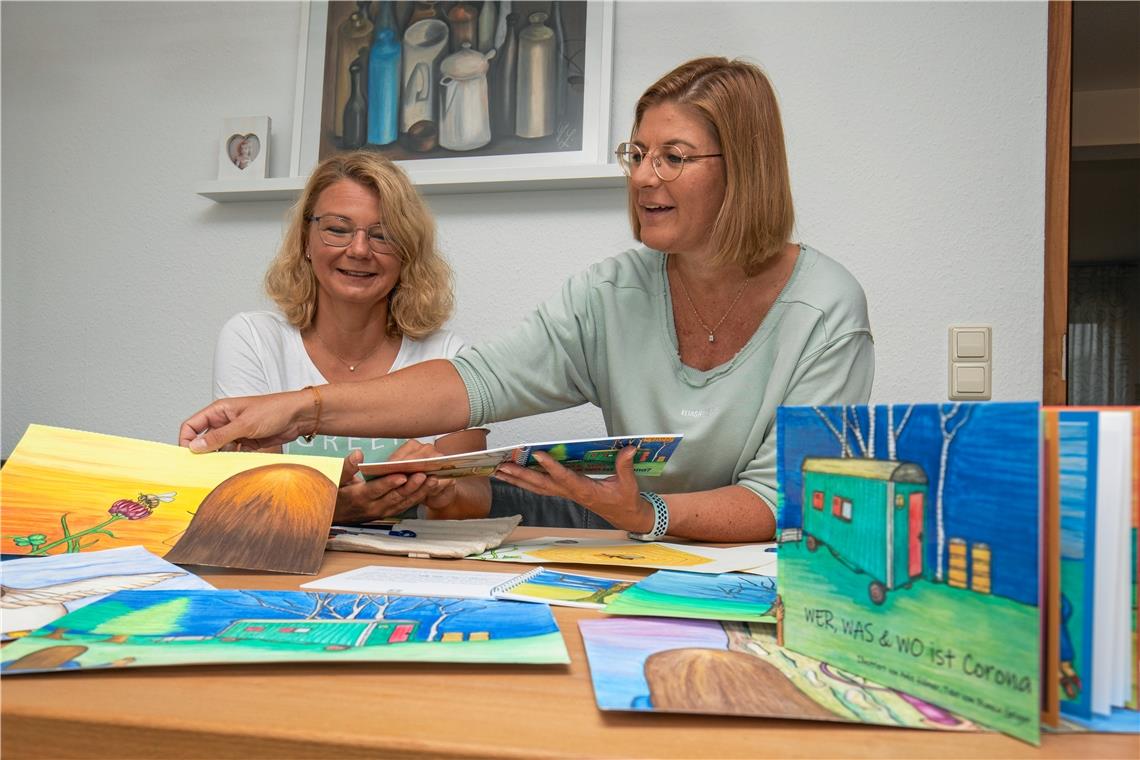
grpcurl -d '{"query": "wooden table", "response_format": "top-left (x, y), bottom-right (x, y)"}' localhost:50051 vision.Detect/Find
top-left (1, 527), bottom-right (1134, 759)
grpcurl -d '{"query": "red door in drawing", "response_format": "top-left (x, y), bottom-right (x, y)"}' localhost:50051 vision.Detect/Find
top-left (908, 492), bottom-right (924, 577)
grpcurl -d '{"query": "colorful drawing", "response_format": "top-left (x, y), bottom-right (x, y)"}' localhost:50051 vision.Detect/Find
top-left (602, 571), bottom-right (777, 623)
top-left (0, 425), bottom-right (342, 574)
top-left (0, 546), bottom-right (214, 638)
top-left (0, 588), bottom-right (569, 673)
top-left (495, 568), bottom-right (632, 609)
top-left (579, 617), bottom-right (977, 730)
top-left (777, 402), bottom-right (1041, 744)
top-left (1056, 410), bottom-right (1099, 716)
top-left (470, 536), bottom-right (765, 574)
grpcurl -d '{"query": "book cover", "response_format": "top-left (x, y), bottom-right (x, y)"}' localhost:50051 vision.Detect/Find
top-left (358, 434), bottom-right (683, 479)
top-left (776, 402), bottom-right (1042, 744)
top-left (1050, 408), bottom-right (1137, 721)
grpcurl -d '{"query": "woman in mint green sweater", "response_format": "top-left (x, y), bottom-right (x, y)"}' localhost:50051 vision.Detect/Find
top-left (181, 57), bottom-right (873, 543)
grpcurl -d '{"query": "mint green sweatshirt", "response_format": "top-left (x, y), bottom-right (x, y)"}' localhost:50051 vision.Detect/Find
top-left (451, 244), bottom-right (874, 517)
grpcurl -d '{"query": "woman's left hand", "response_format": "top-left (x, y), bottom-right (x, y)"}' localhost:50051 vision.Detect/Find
top-left (494, 446), bottom-right (652, 533)
top-left (385, 439), bottom-right (457, 511)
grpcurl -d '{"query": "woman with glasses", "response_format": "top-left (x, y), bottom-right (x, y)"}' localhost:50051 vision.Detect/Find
top-left (185, 57), bottom-right (873, 542)
top-left (211, 150), bottom-right (491, 523)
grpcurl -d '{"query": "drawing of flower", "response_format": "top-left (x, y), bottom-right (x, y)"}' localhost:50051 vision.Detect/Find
top-left (11, 491), bottom-right (174, 555)
top-left (108, 499), bottom-right (152, 520)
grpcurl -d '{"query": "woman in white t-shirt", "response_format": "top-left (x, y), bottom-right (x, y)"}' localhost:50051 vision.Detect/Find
top-left (212, 151), bottom-right (490, 523)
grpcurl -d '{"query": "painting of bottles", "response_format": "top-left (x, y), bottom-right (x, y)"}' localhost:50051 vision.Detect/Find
top-left (319, 1), bottom-right (590, 160)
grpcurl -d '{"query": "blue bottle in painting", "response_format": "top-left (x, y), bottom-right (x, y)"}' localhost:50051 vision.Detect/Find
top-left (367, 28), bottom-right (401, 146)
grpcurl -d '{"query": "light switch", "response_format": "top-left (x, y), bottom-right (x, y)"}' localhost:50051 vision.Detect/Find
top-left (951, 326), bottom-right (990, 361)
top-left (954, 365), bottom-right (987, 394)
top-left (956, 330), bottom-right (987, 359)
top-left (948, 325), bottom-right (992, 400)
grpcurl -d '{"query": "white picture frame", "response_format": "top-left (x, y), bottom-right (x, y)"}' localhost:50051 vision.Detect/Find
top-left (290, 0), bottom-right (621, 193)
top-left (217, 116), bottom-right (271, 180)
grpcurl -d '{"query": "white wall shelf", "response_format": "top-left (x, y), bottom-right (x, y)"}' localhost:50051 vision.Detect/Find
top-left (196, 164), bottom-right (626, 202)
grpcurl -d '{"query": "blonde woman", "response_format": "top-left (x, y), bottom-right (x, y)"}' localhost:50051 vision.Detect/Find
top-left (212, 151), bottom-right (490, 523)
top-left (187, 58), bottom-right (873, 543)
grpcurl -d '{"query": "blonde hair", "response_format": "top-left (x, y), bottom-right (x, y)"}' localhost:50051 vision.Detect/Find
top-left (265, 151), bottom-right (454, 338)
top-left (627, 57), bottom-right (794, 275)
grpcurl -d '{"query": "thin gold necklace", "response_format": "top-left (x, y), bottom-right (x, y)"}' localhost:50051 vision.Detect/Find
top-left (310, 328), bottom-right (390, 372)
top-left (671, 258), bottom-right (751, 344)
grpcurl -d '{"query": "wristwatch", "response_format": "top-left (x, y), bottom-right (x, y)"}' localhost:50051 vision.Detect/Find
top-left (628, 491), bottom-right (669, 542)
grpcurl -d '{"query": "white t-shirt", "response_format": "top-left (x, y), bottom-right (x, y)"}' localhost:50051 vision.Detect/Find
top-left (213, 310), bottom-right (467, 463)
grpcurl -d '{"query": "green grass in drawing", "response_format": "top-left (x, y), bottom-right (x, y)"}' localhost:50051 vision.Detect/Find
top-left (780, 540), bottom-right (1038, 739)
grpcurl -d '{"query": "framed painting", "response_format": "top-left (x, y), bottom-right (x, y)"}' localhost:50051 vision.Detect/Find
top-left (294, 0), bottom-right (619, 191)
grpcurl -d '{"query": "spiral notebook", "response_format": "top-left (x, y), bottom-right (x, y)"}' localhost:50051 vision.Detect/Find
top-left (302, 564), bottom-right (632, 608)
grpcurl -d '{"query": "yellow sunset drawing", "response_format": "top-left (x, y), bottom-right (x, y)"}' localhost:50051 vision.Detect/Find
top-left (0, 425), bottom-right (342, 558)
top-left (528, 543), bottom-right (714, 567)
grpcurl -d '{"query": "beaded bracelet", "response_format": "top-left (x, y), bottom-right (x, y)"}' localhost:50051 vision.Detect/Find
top-left (301, 385), bottom-right (322, 443)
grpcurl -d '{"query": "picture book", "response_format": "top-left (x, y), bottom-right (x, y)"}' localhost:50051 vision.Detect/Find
top-left (492, 568), bottom-right (633, 609)
top-left (0, 588), bottom-right (570, 674)
top-left (1045, 406), bottom-right (1138, 725)
top-left (303, 565), bottom-right (634, 609)
top-left (776, 402), bottom-right (1042, 744)
top-left (358, 434), bottom-right (683, 479)
top-left (602, 570), bottom-right (777, 623)
top-left (469, 536), bottom-right (766, 574)
top-left (0, 425), bottom-right (343, 575)
top-left (580, 617), bottom-right (977, 731)
top-left (1, 546), bottom-right (214, 639)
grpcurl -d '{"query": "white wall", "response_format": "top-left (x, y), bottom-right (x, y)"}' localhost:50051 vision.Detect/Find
top-left (0, 1), bottom-right (1048, 457)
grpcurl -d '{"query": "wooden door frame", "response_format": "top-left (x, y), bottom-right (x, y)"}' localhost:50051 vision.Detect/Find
top-left (1043, 1), bottom-right (1071, 405)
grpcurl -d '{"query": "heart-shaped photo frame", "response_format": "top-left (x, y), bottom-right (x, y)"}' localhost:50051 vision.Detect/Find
top-left (226, 133), bottom-right (261, 170)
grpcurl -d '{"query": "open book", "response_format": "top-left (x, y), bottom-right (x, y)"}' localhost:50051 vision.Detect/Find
top-left (358, 434), bottom-right (683, 480)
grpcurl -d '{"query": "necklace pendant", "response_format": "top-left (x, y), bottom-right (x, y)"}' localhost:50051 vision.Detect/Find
top-left (708, 333), bottom-right (715, 343)
top-left (348, 365), bottom-right (357, 372)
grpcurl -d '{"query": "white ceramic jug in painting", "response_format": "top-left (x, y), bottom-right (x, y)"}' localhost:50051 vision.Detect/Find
top-left (401, 18), bottom-right (450, 133)
top-left (439, 43), bottom-right (496, 151)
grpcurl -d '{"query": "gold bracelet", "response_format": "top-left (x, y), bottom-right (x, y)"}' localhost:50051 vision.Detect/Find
top-left (301, 385), bottom-right (322, 442)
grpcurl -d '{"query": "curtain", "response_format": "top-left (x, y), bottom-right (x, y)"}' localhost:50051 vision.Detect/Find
top-left (1067, 264), bottom-right (1139, 405)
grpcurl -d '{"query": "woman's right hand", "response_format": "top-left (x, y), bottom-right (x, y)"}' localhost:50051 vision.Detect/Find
top-left (334, 449), bottom-right (436, 523)
top-left (179, 390), bottom-right (313, 453)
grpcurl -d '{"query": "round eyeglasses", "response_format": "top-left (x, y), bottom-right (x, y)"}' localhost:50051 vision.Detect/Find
top-left (308, 215), bottom-right (394, 254)
top-left (614, 142), bottom-right (723, 182)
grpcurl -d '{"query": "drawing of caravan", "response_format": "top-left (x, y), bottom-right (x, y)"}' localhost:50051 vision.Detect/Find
top-left (217, 618), bottom-right (419, 650)
top-left (800, 457), bottom-right (928, 605)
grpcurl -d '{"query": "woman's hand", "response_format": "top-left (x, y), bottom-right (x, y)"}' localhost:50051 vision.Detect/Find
top-left (333, 442), bottom-right (457, 524)
top-left (179, 391), bottom-right (313, 453)
top-left (494, 446), bottom-right (654, 533)
top-left (386, 439), bottom-right (459, 512)
top-left (334, 448), bottom-right (437, 523)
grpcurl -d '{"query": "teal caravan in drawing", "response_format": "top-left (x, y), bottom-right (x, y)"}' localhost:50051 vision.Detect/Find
top-left (800, 457), bottom-right (928, 605)
top-left (218, 618), bottom-right (419, 650)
